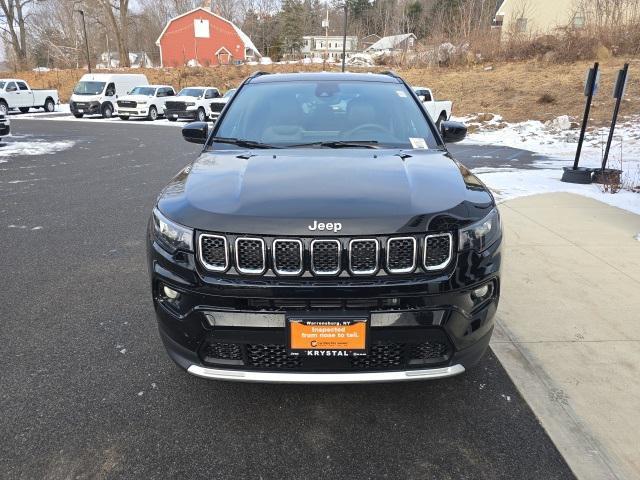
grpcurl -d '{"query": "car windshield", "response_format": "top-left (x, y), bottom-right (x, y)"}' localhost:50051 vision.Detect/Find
top-left (74, 81), bottom-right (106, 95)
top-left (178, 88), bottom-right (204, 97)
top-left (130, 86), bottom-right (155, 96)
top-left (223, 89), bottom-right (237, 98)
top-left (213, 80), bottom-right (438, 149)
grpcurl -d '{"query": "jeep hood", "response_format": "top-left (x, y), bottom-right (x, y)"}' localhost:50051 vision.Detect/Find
top-left (119, 94), bottom-right (153, 102)
top-left (157, 149), bottom-right (494, 235)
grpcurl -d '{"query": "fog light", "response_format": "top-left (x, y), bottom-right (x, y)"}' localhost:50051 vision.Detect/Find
top-left (471, 284), bottom-right (491, 300)
top-left (163, 285), bottom-right (180, 300)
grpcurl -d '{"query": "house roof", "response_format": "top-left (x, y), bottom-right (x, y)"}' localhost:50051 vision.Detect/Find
top-left (155, 7), bottom-right (261, 57)
top-left (365, 33), bottom-right (416, 51)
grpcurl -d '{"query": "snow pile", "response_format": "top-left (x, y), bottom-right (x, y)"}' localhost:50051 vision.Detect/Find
top-left (0, 137), bottom-right (75, 158)
top-left (462, 115), bottom-right (640, 214)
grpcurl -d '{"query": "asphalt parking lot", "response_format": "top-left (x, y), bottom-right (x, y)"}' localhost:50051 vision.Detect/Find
top-left (1, 119), bottom-right (574, 479)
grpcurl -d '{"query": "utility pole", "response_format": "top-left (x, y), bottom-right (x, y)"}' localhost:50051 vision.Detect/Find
top-left (76, 10), bottom-right (91, 73)
top-left (341, 3), bottom-right (348, 72)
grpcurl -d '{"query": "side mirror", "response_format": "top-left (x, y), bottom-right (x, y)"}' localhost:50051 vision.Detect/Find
top-left (440, 121), bottom-right (467, 143)
top-left (182, 121), bottom-right (208, 144)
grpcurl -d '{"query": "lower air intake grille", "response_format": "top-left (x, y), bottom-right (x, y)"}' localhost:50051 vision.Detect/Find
top-left (350, 239), bottom-right (378, 274)
top-left (201, 342), bottom-right (242, 362)
top-left (200, 235), bottom-right (227, 271)
top-left (311, 240), bottom-right (341, 275)
top-left (235, 238), bottom-right (265, 274)
top-left (273, 239), bottom-right (302, 275)
top-left (387, 237), bottom-right (416, 273)
top-left (424, 233), bottom-right (452, 270)
top-left (247, 344), bottom-right (302, 369)
top-left (351, 343), bottom-right (403, 369)
top-left (408, 341), bottom-right (451, 364)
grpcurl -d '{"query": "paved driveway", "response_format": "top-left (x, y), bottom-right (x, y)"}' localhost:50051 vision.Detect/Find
top-left (0, 119), bottom-right (574, 479)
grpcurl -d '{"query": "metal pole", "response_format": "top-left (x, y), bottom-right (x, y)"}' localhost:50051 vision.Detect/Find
top-left (341, 3), bottom-right (348, 72)
top-left (78, 10), bottom-right (91, 73)
top-left (573, 62), bottom-right (598, 169)
top-left (602, 63), bottom-right (629, 171)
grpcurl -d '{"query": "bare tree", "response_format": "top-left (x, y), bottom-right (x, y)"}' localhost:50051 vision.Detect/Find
top-left (88, 0), bottom-right (130, 67)
top-left (0, 0), bottom-right (34, 68)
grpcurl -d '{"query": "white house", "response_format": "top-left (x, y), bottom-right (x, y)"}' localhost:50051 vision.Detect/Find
top-left (301, 35), bottom-right (358, 61)
top-left (364, 33), bottom-right (416, 54)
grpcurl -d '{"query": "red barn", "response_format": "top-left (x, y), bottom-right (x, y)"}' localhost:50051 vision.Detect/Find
top-left (156, 7), bottom-right (261, 67)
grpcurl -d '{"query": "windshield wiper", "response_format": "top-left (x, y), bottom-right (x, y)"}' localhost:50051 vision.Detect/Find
top-left (211, 137), bottom-right (279, 149)
top-left (288, 140), bottom-right (379, 149)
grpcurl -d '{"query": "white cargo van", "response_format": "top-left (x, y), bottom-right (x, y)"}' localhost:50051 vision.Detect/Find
top-left (70, 74), bottom-right (148, 119)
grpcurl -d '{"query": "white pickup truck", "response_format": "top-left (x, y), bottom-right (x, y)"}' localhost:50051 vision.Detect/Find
top-left (412, 87), bottom-right (452, 127)
top-left (0, 79), bottom-right (59, 115)
top-left (164, 87), bottom-right (221, 122)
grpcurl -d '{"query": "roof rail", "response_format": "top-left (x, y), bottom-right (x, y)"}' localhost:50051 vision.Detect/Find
top-left (379, 70), bottom-right (401, 79)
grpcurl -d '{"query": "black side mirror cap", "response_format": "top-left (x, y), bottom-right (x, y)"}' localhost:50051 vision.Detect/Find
top-left (182, 122), bottom-right (208, 144)
top-left (440, 121), bottom-right (467, 143)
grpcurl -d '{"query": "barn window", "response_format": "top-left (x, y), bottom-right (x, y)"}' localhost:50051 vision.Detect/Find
top-left (194, 19), bottom-right (210, 38)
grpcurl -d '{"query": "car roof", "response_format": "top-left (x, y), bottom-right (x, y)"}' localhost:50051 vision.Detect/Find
top-left (180, 86), bottom-right (218, 90)
top-left (248, 72), bottom-right (401, 84)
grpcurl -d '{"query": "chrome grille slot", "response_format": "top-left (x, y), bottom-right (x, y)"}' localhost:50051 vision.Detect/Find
top-left (199, 234), bottom-right (228, 272)
top-left (424, 233), bottom-right (453, 271)
top-left (310, 239), bottom-right (341, 275)
top-left (349, 239), bottom-right (378, 275)
top-left (386, 237), bottom-right (416, 273)
top-left (235, 237), bottom-right (266, 274)
top-left (273, 239), bottom-right (303, 275)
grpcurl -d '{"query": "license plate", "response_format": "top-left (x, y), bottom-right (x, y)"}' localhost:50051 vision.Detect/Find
top-left (171, 114), bottom-right (178, 118)
top-left (288, 316), bottom-right (368, 357)
top-left (78, 109), bottom-right (84, 113)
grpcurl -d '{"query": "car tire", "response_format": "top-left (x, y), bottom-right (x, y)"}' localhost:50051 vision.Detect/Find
top-left (148, 106), bottom-right (158, 121)
top-left (119, 115), bottom-right (130, 120)
top-left (102, 104), bottom-right (113, 119)
top-left (197, 108), bottom-right (206, 122)
top-left (19, 107), bottom-right (30, 113)
top-left (73, 113), bottom-right (84, 119)
top-left (44, 98), bottom-right (55, 112)
top-left (0, 101), bottom-right (8, 116)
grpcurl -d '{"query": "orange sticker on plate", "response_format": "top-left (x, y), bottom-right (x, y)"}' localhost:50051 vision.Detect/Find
top-left (290, 320), bottom-right (367, 351)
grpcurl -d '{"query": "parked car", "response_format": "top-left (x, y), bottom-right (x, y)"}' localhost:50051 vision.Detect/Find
top-left (0, 112), bottom-right (10, 138)
top-left (69, 73), bottom-right (148, 119)
top-left (116, 85), bottom-right (176, 121)
top-left (0, 79), bottom-right (59, 115)
top-left (147, 71), bottom-right (501, 383)
top-left (164, 87), bottom-right (221, 122)
top-left (209, 88), bottom-right (236, 120)
top-left (412, 87), bottom-right (452, 127)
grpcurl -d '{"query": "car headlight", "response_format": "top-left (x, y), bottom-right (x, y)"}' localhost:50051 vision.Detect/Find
top-left (185, 102), bottom-right (196, 106)
top-left (138, 100), bottom-right (147, 105)
top-left (152, 208), bottom-right (193, 253)
top-left (459, 208), bottom-right (501, 252)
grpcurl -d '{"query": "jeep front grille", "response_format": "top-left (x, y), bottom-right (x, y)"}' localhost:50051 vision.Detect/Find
top-left (235, 237), bottom-right (266, 274)
top-left (424, 233), bottom-right (453, 271)
top-left (311, 239), bottom-right (341, 275)
top-left (349, 239), bottom-right (378, 275)
top-left (273, 239), bottom-right (303, 275)
top-left (386, 237), bottom-right (417, 273)
top-left (199, 234), bottom-right (228, 272)
top-left (196, 231), bottom-right (453, 277)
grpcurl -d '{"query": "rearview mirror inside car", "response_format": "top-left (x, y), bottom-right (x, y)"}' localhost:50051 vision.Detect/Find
top-left (440, 121), bottom-right (467, 143)
top-left (182, 122), bottom-right (208, 144)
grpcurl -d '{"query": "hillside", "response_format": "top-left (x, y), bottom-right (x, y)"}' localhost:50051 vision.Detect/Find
top-left (15, 57), bottom-right (640, 126)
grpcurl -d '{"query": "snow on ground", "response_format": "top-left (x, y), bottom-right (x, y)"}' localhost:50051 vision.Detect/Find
top-left (458, 114), bottom-right (640, 215)
top-left (0, 135), bottom-right (75, 160)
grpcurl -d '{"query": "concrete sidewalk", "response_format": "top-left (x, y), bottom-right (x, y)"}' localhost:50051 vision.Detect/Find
top-left (492, 193), bottom-right (640, 480)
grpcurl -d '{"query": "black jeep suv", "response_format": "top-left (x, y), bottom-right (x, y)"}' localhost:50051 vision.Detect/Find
top-left (147, 72), bottom-right (502, 383)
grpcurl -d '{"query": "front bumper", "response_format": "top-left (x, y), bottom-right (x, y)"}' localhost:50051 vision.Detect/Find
top-left (165, 109), bottom-right (197, 120)
top-left (117, 107), bottom-right (149, 117)
top-left (70, 101), bottom-right (101, 115)
top-left (148, 235), bottom-right (501, 383)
